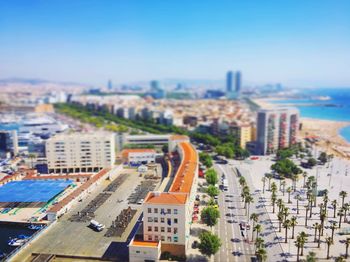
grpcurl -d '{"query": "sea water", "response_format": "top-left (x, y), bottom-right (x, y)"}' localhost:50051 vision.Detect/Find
top-left (270, 88), bottom-right (350, 143)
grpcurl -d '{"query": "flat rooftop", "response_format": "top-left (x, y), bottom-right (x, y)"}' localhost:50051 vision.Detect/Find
top-left (131, 240), bottom-right (159, 247)
top-left (0, 180), bottom-right (73, 203)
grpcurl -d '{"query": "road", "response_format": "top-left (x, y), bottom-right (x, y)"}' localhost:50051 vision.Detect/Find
top-left (214, 162), bottom-right (285, 262)
top-left (213, 163), bottom-right (254, 262)
top-left (233, 161), bottom-right (286, 262)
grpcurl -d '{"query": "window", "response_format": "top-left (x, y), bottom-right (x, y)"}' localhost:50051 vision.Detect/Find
top-left (161, 208), bottom-right (165, 214)
top-left (174, 209), bottom-right (178, 215)
top-left (147, 217), bottom-right (153, 222)
top-left (148, 235), bottom-right (152, 241)
top-left (161, 227), bottom-right (165, 232)
top-left (167, 209), bottom-right (171, 214)
top-left (174, 236), bottom-right (178, 242)
top-left (148, 208), bottom-right (152, 213)
top-left (161, 236), bottom-right (165, 241)
top-left (154, 217), bottom-right (158, 223)
top-left (167, 218), bottom-right (171, 226)
top-left (155, 235), bottom-right (159, 241)
top-left (167, 227), bottom-right (171, 233)
top-left (174, 218), bottom-right (178, 224)
top-left (167, 236), bottom-right (172, 242)
top-left (161, 218), bottom-right (165, 223)
top-left (154, 208), bottom-right (158, 214)
top-left (154, 227), bottom-right (158, 232)
top-left (148, 226), bottom-right (152, 232)
top-left (136, 251), bottom-right (140, 254)
top-left (174, 227), bottom-right (178, 234)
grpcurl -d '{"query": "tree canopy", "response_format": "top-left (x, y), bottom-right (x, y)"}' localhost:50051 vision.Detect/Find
top-left (201, 206), bottom-right (220, 228)
top-left (205, 169), bottom-right (218, 185)
top-left (199, 152), bottom-right (213, 168)
top-left (198, 231), bottom-right (222, 257)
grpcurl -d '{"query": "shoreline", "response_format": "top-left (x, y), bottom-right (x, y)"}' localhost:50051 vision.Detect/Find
top-left (253, 98), bottom-right (350, 159)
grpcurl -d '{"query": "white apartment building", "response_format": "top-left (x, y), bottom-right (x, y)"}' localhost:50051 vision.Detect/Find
top-left (121, 149), bottom-right (156, 166)
top-left (256, 108), bottom-right (299, 155)
top-left (45, 132), bottom-right (115, 173)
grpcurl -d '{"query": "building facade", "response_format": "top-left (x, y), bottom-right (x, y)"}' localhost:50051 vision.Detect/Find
top-left (129, 137), bottom-right (198, 261)
top-left (256, 108), bottom-right (299, 155)
top-left (121, 149), bottom-right (156, 166)
top-left (45, 132), bottom-right (115, 173)
top-left (0, 130), bottom-right (18, 157)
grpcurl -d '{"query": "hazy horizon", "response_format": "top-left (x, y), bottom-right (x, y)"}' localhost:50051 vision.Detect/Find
top-left (1, 0), bottom-right (349, 87)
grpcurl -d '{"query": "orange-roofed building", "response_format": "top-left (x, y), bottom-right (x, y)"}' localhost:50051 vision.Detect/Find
top-left (129, 239), bottom-right (161, 262)
top-left (136, 140), bottom-right (198, 258)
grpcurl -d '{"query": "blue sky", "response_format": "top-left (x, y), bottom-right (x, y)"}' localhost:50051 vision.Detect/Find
top-left (0, 0), bottom-right (349, 87)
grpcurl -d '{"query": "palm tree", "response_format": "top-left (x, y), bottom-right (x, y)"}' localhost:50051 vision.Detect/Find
top-left (326, 236), bottom-right (333, 259)
top-left (255, 247), bottom-right (267, 262)
top-left (277, 198), bottom-right (284, 213)
top-left (340, 191), bottom-right (348, 208)
top-left (343, 203), bottom-right (349, 223)
top-left (261, 177), bottom-right (267, 194)
top-left (323, 194), bottom-right (329, 216)
top-left (296, 194), bottom-right (302, 214)
top-left (302, 172), bottom-right (308, 188)
top-left (306, 251), bottom-right (317, 262)
top-left (313, 223), bottom-right (319, 242)
top-left (239, 176), bottom-right (246, 187)
top-left (283, 207), bottom-right (290, 222)
top-left (287, 187), bottom-right (292, 203)
top-left (255, 237), bottom-right (264, 252)
top-left (245, 194), bottom-right (254, 218)
top-left (299, 231), bottom-right (308, 257)
top-left (254, 224), bottom-right (263, 240)
top-left (332, 199), bottom-right (338, 218)
top-left (271, 182), bottom-right (277, 194)
top-left (317, 223), bottom-right (322, 248)
top-left (283, 219), bottom-right (291, 243)
top-left (265, 173), bottom-right (273, 191)
top-left (345, 237), bottom-right (350, 259)
top-left (290, 216), bottom-right (297, 239)
top-left (281, 180), bottom-right (286, 196)
top-left (271, 192), bottom-right (277, 213)
top-left (279, 175), bottom-right (285, 191)
top-left (305, 205), bottom-right (310, 226)
top-left (292, 173), bottom-right (299, 192)
top-left (339, 208), bottom-right (345, 228)
top-left (295, 233), bottom-right (308, 262)
top-left (320, 210), bottom-right (326, 236)
top-left (277, 211), bottom-right (284, 232)
top-left (250, 213), bottom-right (259, 242)
top-left (330, 222), bottom-right (337, 241)
top-left (296, 236), bottom-right (302, 262)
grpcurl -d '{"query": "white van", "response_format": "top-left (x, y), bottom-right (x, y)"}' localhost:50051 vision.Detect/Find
top-left (89, 220), bottom-right (105, 232)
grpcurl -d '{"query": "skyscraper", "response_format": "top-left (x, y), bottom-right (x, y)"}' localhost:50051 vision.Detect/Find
top-left (256, 108), bottom-right (299, 155)
top-left (226, 71), bottom-right (234, 92)
top-left (107, 80), bottom-right (113, 90)
top-left (235, 71), bottom-right (241, 92)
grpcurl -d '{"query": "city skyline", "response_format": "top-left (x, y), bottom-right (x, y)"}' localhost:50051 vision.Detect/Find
top-left (0, 1), bottom-right (350, 87)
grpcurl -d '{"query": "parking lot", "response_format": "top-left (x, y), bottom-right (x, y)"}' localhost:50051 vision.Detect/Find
top-left (14, 167), bottom-right (159, 261)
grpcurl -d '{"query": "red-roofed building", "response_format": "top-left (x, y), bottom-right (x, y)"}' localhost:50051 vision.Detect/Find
top-left (129, 138), bottom-right (198, 260)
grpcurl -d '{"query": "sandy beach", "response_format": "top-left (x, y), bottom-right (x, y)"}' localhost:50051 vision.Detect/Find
top-left (300, 118), bottom-right (350, 158)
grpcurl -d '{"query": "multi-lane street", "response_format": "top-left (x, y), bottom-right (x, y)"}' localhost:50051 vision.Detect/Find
top-left (213, 162), bottom-right (284, 262)
top-left (213, 163), bottom-right (254, 262)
